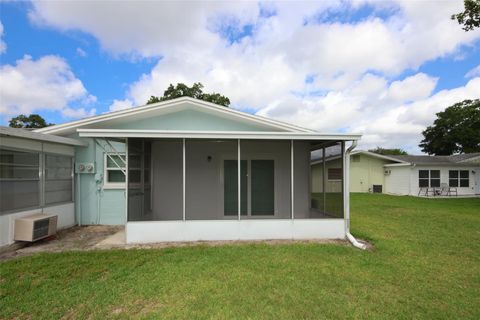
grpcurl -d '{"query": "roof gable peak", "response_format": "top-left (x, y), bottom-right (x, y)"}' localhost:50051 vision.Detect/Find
top-left (36, 97), bottom-right (316, 135)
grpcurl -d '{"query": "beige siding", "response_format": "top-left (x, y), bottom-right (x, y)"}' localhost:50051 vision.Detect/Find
top-left (350, 154), bottom-right (390, 192)
top-left (312, 153), bottom-right (395, 193)
top-left (311, 158), bottom-right (342, 193)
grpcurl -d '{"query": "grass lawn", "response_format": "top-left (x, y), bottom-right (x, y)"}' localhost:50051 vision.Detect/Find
top-left (1, 194), bottom-right (479, 319)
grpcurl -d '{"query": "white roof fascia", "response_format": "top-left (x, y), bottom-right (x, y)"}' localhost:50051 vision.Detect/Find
top-left (384, 163), bottom-right (412, 167)
top-left (0, 126), bottom-right (87, 147)
top-left (36, 97), bottom-right (316, 135)
top-left (77, 129), bottom-right (362, 141)
top-left (352, 150), bottom-right (409, 164)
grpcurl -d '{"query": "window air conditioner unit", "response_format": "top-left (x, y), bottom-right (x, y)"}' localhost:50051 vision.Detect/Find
top-left (14, 214), bottom-right (58, 242)
top-left (384, 169), bottom-right (391, 175)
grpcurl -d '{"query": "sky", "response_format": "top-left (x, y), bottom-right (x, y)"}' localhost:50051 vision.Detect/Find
top-left (0, 0), bottom-right (479, 154)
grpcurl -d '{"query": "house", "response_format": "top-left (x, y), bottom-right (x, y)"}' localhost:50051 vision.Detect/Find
top-left (0, 126), bottom-right (86, 246)
top-left (2, 97), bottom-right (365, 247)
top-left (312, 150), bottom-right (480, 196)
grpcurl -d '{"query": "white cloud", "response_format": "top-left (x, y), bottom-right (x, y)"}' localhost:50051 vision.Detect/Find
top-left (62, 106), bottom-right (96, 118)
top-left (29, 1), bottom-right (259, 58)
top-left (386, 73), bottom-right (438, 103)
top-left (26, 1), bottom-right (480, 152)
top-left (465, 65), bottom-right (480, 78)
top-left (0, 20), bottom-right (6, 54)
top-left (109, 99), bottom-right (135, 112)
top-left (0, 55), bottom-right (96, 119)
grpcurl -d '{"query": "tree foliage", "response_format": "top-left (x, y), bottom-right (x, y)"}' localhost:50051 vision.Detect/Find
top-left (419, 99), bottom-right (480, 155)
top-left (147, 82), bottom-right (230, 107)
top-left (368, 147), bottom-right (408, 156)
top-left (8, 114), bottom-right (53, 129)
top-left (452, 0), bottom-right (480, 31)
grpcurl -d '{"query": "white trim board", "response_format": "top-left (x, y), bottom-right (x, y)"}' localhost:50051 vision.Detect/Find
top-left (35, 97), bottom-right (317, 135)
top-left (77, 129), bottom-right (362, 141)
top-left (351, 150), bottom-right (409, 164)
top-left (126, 219), bottom-right (346, 244)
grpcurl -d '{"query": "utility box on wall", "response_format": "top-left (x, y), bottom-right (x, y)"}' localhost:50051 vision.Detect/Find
top-left (75, 162), bottom-right (96, 174)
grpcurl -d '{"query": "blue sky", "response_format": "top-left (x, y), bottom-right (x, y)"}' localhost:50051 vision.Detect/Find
top-left (1, 2), bottom-right (158, 118)
top-left (1, 1), bottom-right (479, 153)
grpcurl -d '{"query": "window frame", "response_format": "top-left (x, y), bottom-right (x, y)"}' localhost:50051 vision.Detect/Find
top-left (418, 170), bottom-right (440, 188)
top-left (44, 153), bottom-right (74, 206)
top-left (0, 147), bottom-right (41, 214)
top-left (449, 170), bottom-right (469, 188)
top-left (103, 152), bottom-right (127, 189)
top-left (327, 168), bottom-right (343, 181)
top-left (0, 146), bottom-right (74, 215)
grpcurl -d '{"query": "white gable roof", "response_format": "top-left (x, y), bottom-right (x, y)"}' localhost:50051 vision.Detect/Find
top-left (36, 97), bottom-right (317, 135)
top-left (0, 126), bottom-right (87, 146)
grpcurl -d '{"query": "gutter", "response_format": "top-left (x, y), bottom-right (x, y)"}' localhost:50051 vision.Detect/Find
top-left (344, 140), bottom-right (367, 250)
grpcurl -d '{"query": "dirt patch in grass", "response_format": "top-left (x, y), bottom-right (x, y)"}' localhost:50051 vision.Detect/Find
top-left (123, 238), bottom-right (350, 250)
top-left (0, 226), bottom-right (122, 261)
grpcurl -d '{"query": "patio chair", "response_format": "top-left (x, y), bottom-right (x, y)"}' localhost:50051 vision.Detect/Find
top-left (440, 183), bottom-right (457, 197)
top-left (418, 187), bottom-right (428, 196)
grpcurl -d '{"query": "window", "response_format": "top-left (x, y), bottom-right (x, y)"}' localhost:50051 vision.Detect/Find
top-left (0, 148), bottom-right (40, 213)
top-left (449, 170), bottom-right (469, 188)
top-left (104, 153), bottom-right (126, 188)
top-left (418, 170), bottom-right (440, 188)
top-left (328, 168), bottom-right (342, 181)
top-left (45, 154), bottom-right (73, 205)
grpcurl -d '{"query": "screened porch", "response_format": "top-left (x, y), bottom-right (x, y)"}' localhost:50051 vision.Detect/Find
top-left (124, 138), bottom-right (346, 222)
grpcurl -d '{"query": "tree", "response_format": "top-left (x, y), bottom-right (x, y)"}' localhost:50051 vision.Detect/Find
top-left (452, 0), bottom-right (480, 31)
top-left (147, 82), bottom-right (230, 107)
top-left (419, 99), bottom-right (480, 155)
top-left (9, 114), bottom-right (53, 129)
top-left (368, 147), bottom-right (408, 156)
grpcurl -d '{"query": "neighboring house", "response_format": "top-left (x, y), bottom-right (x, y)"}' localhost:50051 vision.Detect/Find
top-left (384, 153), bottom-right (480, 196)
top-left (5, 97), bottom-right (363, 245)
top-left (0, 126), bottom-right (86, 246)
top-left (312, 150), bottom-right (480, 196)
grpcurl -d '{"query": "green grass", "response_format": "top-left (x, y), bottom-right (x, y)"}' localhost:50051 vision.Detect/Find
top-left (1, 194), bottom-right (479, 319)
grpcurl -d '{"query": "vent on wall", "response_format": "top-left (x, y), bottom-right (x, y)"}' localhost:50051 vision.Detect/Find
top-left (14, 214), bottom-right (57, 242)
top-left (384, 169), bottom-right (391, 175)
top-left (352, 155), bottom-right (360, 162)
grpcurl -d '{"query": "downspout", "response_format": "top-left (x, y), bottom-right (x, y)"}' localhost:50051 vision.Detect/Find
top-left (344, 140), bottom-right (367, 250)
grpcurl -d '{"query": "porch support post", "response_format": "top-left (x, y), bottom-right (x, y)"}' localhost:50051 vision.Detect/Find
top-left (125, 138), bottom-right (129, 224)
top-left (237, 139), bottom-right (241, 220)
top-left (290, 140), bottom-right (294, 220)
top-left (182, 138), bottom-right (186, 221)
top-left (322, 147), bottom-right (326, 213)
